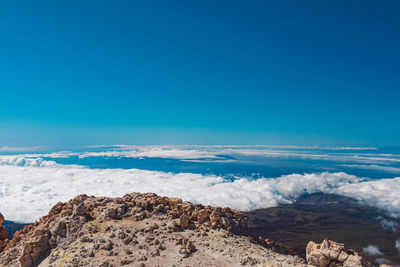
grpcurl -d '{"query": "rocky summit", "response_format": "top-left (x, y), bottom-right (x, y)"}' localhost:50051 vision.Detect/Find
top-left (0, 193), bottom-right (392, 267)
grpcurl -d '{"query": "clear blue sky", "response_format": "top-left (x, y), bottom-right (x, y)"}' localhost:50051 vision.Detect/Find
top-left (1, 0), bottom-right (399, 146)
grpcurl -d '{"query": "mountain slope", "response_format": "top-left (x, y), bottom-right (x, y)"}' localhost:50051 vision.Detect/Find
top-left (0, 193), bottom-right (305, 267)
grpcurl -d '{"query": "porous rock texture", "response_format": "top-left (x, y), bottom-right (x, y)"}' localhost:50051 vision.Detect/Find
top-left (0, 193), bottom-right (306, 267)
top-left (306, 239), bottom-right (390, 267)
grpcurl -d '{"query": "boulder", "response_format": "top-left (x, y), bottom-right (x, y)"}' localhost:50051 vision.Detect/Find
top-left (178, 237), bottom-right (196, 257)
top-left (197, 209), bottom-right (209, 223)
top-left (178, 215), bottom-right (191, 228)
top-left (0, 212), bottom-right (9, 253)
top-left (306, 239), bottom-right (362, 267)
top-left (18, 230), bottom-right (51, 267)
top-left (0, 220), bottom-right (8, 241)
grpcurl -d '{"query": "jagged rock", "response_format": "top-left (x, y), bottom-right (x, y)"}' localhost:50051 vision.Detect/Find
top-left (178, 215), bottom-right (191, 228)
top-left (220, 217), bottom-right (231, 228)
top-left (197, 209), bottom-right (209, 223)
top-left (104, 206), bottom-right (118, 219)
top-left (306, 239), bottom-right (362, 267)
top-left (0, 212), bottom-right (10, 253)
top-left (0, 215), bottom-right (9, 241)
top-left (18, 230), bottom-right (51, 267)
top-left (169, 198), bottom-right (182, 208)
top-left (49, 219), bottom-right (67, 247)
top-left (178, 237), bottom-right (196, 257)
top-left (73, 202), bottom-right (86, 216)
top-left (0, 193), bottom-right (305, 266)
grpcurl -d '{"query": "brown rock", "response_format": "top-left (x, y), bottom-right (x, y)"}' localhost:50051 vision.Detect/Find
top-left (104, 206), bottom-right (118, 219)
top-left (0, 192), bottom-right (304, 267)
top-left (197, 209), bottom-right (209, 223)
top-left (0, 212), bottom-right (10, 253)
top-left (18, 230), bottom-right (51, 267)
top-left (150, 248), bottom-right (160, 256)
top-left (320, 239), bottom-right (344, 259)
top-left (168, 198), bottom-right (182, 208)
top-left (101, 240), bottom-right (113, 251)
top-left (179, 238), bottom-right (196, 256)
top-left (179, 215), bottom-right (191, 228)
top-left (343, 254), bottom-right (362, 267)
top-left (306, 239), bottom-right (362, 267)
top-left (209, 213), bottom-right (220, 224)
top-left (0, 226), bottom-right (8, 241)
top-left (220, 217), bottom-right (230, 228)
top-left (73, 202), bottom-right (86, 216)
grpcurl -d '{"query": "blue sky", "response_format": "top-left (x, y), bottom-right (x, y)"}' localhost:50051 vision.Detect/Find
top-left (1, 0), bottom-right (399, 146)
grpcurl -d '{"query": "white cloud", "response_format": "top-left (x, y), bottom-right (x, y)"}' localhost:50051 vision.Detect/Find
top-left (85, 144), bottom-right (378, 150)
top-left (61, 146), bottom-right (399, 167)
top-left (10, 146), bottom-right (398, 168)
top-left (78, 148), bottom-right (221, 160)
top-left (0, 156), bottom-right (60, 168)
top-left (0, 146), bottom-right (41, 152)
top-left (341, 165), bottom-right (400, 173)
top-left (0, 156), bottom-right (82, 168)
top-left (376, 216), bottom-right (398, 232)
top-left (0, 158), bottom-right (400, 223)
top-left (228, 149), bottom-right (400, 164)
top-left (363, 245), bottom-right (383, 256)
top-left (334, 177), bottom-right (400, 218)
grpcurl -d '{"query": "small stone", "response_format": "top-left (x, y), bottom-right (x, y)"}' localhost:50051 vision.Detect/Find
top-left (197, 209), bottom-right (209, 223)
top-left (73, 203), bottom-right (86, 216)
top-left (101, 240), bottom-right (113, 251)
top-left (138, 255), bottom-right (147, 261)
top-left (123, 237), bottom-right (132, 245)
top-left (150, 248), bottom-right (160, 257)
top-left (179, 215), bottom-right (190, 228)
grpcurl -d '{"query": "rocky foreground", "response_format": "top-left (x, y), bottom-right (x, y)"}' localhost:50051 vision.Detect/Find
top-left (0, 193), bottom-right (390, 267)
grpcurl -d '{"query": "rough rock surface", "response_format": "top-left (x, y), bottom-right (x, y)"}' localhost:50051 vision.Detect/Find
top-left (306, 239), bottom-right (388, 267)
top-left (0, 213), bottom-right (9, 253)
top-left (0, 193), bottom-right (306, 267)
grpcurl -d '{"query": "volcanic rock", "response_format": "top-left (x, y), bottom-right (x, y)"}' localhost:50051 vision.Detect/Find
top-left (1, 193), bottom-right (379, 266)
top-left (306, 239), bottom-right (366, 267)
top-left (0, 193), bottom-right (308, 266)
top-left (0, 213), bottom-right (9, 253)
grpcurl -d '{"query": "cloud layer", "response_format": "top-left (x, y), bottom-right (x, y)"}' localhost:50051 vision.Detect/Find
top-left (0, 156), bottom-right (83, 168)
top-left (37, 145), bottom-right (400, 166)
top-left (0, 158), bottom-right (400, 223)
top-left (0, 146), bottom-right (41, 152)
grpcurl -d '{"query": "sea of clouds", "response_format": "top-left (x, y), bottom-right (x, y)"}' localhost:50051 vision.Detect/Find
top-left (0, 155), bottom-right (400, 223)
top-left (77, 145), bottom-right (400, 165)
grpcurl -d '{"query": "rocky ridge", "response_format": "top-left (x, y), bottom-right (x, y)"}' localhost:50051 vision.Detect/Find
top-left (0, 193), bottom-right (391, 267)
top-left (0, 193), bottom-right (305, 267)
